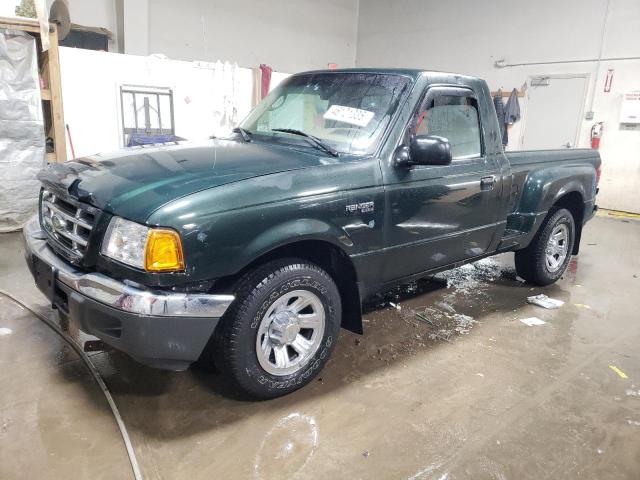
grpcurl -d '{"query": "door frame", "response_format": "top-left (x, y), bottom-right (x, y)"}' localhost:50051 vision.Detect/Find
top-left (518, 73), bottom-right (591, 149)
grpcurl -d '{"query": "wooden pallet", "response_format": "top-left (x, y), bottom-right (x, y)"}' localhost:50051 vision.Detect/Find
top-left (0, 16), bottom-right (66, 163)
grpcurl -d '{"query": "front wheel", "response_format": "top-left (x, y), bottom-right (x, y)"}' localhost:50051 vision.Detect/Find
top-left (212, 259), bottom-right (341, 399)
top-left (515, 207), bottom-right (576, 286)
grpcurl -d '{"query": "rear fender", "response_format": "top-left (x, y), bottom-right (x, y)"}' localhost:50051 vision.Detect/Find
top-left (509, 166), bottom-right (591, 247)
top-left (517, 168), bottom-right (588, 216)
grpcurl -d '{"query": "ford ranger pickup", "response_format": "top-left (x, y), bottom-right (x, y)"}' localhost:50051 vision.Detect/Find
top-left (24, 69), bottom-right (601, 398)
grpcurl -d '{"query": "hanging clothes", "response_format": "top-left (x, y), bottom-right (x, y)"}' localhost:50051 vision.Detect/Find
top-left (259, 64), bottom-right (273, 99)
top-left (493, 89), bottom-right (508, 146)
top-left (504, 88), bottom-right (521, 126)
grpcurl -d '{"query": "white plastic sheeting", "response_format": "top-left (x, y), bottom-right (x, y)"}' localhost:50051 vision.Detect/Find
top-left (0, 30), bottom-right (45, 232)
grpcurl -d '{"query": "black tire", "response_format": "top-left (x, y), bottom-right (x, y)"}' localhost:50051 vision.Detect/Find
top-left (515, 207), bottom-right (575, 286)
top-left (211, 258), bottom-right (341, 399)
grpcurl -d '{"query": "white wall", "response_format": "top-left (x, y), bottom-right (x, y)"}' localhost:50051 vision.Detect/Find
top-left (45, 0), bottom-right (359, 73)
top-left (58, 47), bottom-right (289, 158)
top-left (146, 0), bottom-right (359, 72)
top-left (356, 0), bottom-right (640, 212)
top-left (122, 0), bottom-right (147, 55)
top-left (588, 62), bottom-right (640, 212)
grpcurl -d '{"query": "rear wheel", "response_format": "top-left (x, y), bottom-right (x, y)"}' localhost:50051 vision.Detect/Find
top-left (212, 258), bottom-right (341, 399)
top-left (515, 207), bottom-right (575, 286)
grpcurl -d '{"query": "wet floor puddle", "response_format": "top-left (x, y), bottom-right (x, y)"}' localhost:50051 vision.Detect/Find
top-left (354, 256), bottom-right (544, 363)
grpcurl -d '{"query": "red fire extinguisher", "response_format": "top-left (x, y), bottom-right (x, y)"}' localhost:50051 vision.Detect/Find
top-left (591, 122), bottom-right (604, 149)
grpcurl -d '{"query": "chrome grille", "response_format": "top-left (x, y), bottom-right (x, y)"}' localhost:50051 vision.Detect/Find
top-left (40, 189), bottom-right (96, 258)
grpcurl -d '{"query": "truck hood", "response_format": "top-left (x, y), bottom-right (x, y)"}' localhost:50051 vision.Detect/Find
top-left (38, 139), bottom-right (335, 222)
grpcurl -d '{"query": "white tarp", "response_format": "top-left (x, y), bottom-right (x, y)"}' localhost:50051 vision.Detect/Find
top-left (0, 30), bottom-right (45, 232)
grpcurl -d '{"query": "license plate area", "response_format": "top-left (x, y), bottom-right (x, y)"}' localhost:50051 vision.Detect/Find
top-left (32, 255), bottom-right (56, 303)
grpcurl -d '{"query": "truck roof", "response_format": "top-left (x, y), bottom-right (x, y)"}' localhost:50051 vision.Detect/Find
top-left (295, 68), bottom-right (480, 82)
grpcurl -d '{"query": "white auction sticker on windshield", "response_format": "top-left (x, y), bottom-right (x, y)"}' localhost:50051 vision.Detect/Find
top-left (323, 105), bottom-right (375, 127)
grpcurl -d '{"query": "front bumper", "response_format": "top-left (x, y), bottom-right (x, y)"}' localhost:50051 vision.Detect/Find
top-left (23, 216), bottom-right (234, 370)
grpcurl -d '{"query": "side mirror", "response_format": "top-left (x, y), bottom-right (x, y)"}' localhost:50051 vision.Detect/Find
top-left (394, 135), bottom-right (452, 167)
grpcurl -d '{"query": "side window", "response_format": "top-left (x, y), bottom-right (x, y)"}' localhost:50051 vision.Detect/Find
top-left (413, 94), bottom-right (482, 159)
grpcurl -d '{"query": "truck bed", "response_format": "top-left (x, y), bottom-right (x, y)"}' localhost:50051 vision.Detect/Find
top-left (506, 148), bottom-right (600, 205)
top-left (506, 148), bottom-right (600, 172)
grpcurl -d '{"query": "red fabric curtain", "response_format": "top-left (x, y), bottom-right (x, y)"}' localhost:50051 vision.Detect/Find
top-left (259, 64), bottom-right (273, 99)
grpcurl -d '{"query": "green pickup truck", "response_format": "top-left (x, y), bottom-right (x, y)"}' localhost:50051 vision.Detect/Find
top-left (25, 69), bottom-right (600, 398)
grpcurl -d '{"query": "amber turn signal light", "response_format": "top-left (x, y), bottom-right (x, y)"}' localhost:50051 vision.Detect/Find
top-left (144, 229), bottom-right (185, 272)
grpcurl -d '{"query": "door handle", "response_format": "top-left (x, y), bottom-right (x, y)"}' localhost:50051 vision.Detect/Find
top-left (480, 175), bottom-right (496, 191)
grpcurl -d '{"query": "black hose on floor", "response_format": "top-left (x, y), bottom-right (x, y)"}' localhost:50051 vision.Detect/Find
top-left (0, 289), bottom-right (143, 480)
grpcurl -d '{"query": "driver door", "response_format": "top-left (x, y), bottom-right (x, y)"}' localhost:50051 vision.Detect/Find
top-left (381, 86), bottom-right (501, 281)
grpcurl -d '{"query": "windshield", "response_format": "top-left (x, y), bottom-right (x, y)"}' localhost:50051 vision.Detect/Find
top-left (240, 72), bottom-right (412, 155)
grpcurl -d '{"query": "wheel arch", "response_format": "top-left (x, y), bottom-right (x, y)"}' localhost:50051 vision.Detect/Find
top-left (220, 238), bottom-right (363, 335)
top-left (551, 190), bottom-right (584, 255)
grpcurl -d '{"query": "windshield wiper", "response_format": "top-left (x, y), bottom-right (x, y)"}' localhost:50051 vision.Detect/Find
top-left (232, 127), bottom-right (252, 142)
top-left (271, 128), bottom-right (339, 157)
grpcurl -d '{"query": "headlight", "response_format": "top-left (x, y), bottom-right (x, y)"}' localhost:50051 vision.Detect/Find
top-left (101, 217), bottom-right (185, 272)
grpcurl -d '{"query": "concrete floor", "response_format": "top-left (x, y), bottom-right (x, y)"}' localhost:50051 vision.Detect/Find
top-left (1, 213), bottom-right (639, 480)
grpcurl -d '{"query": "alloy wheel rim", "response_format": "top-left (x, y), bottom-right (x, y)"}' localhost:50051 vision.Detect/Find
top-left (545, 223), bottom-right (569, 272)
top-left (256, 290), bottom-right (325, 376)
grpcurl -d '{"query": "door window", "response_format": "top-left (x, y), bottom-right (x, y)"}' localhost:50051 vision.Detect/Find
top-left (413, 94), bottom-right (482, 159)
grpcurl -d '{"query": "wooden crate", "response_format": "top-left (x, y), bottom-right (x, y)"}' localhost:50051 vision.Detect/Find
top-left (0, 16), bottom-right (67, 163)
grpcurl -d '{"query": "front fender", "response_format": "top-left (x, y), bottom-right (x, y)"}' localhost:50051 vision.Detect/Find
top-left (243, 218), bottom-right (352, 265)
top-left (148, 181), bottom-right (351, 283)
top-left (145, 155), bottom-right (385, 286)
